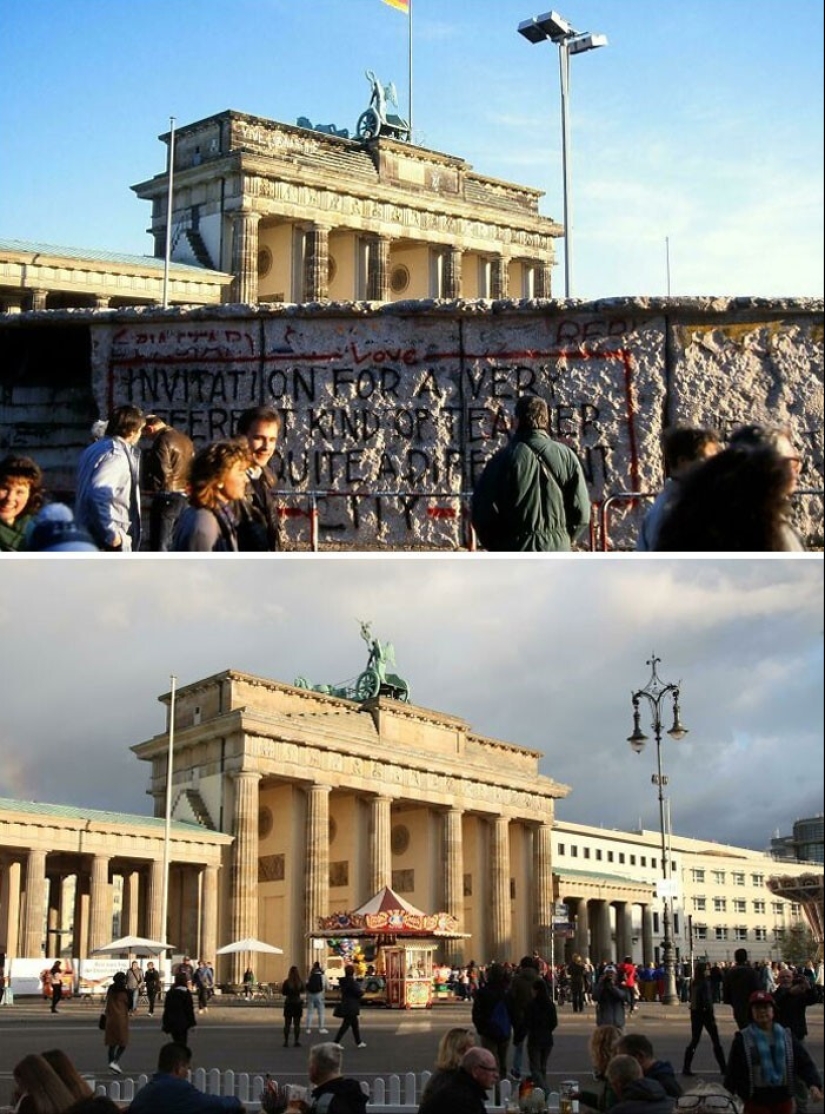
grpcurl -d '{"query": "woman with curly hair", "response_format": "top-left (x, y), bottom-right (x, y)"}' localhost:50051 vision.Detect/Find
top-left (172, 438), bottom-right (251, 551)
top-left (578, 1025), bottom-right (623, 1113)
top-left (0, 454), bottom-right (44, 551)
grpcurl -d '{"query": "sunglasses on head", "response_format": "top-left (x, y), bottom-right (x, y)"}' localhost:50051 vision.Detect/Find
top-left (677, 1096), bottom-right (739, 1112)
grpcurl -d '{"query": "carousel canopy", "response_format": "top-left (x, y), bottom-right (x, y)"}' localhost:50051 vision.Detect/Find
top-left (314, 885), bottom-right (467, 938)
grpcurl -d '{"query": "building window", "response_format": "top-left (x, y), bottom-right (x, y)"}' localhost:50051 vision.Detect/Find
top-left (733, 872), bottom-right (746, 886)
top-left (596, 849), bottom-right (603, 861)
top-left (715, 926), bottom-right (729, 941)
top-left (712, 871), bottom-right (726, 885)
top-left (619, 853), bottom-right (625, 864)
top-left (695, 924), bottom-right (708, 940)
top-left (673, 913), bottom-right (680, 934)
top-left (754, 927), bottom-right (768, 942)
top-left (734, 926), bottom-right (748, 941)
top-left (651, 858), bottom-right (657, 870)
top-left (695, 897), bottom-right (707, 911)
top-left (734, 900), bottom-right (747, 914)
top-left (630, 855), bottom-right (636, 865)
top-left (641, 856), bottom-right (647, 867)
top-left (558, 844), bottom-right (565, 856)
top-left (584, 847), bottom-right (591, 859)
top-left (772, 902), bottom-right (784, 916)
top-left (571, 846), bottom-right (578, 858)
top-left (775, 928), bottom-right (786, 941)
top-left (790, 903), bottom-right (801, 916)
top-left (608, 851), bottom-right (614, 863)
top-left (463, 873), bottom-right (472, 897)
top-left (752, 873), bottom-right (765, 886)
top-left (753, 900), bottom-right (766, 915)
top-left (714, 898), bottom-right (727, 913)
top-left (392, 868), bottom-right (414, 893)
top-left (692, 869), bottom-right (705, 883)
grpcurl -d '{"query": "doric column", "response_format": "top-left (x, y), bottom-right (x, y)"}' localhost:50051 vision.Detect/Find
top-left (46, 872), bottom-right (62, 957)
top-left (534, 262), bottom-right (552, 298)
top-left (305, 783), bottom-right (331, 972)
top-left (616, 901), bottom-right (634, 962)
top-left (72, 869), bottom-right (90, 958)
top-left (491, 256), bottom-right (510, 299)
top-left (369, 796), bottom-right (393, 896)
top-left (22, 849), bottom-right (47, 956)
top-left (442, 809), bottom-right (464, 967)
top-left (30, 289), bottom-right (48, 311)
top-left (121, 869), bottom-right (140, 937)
top-left (574, 897), bottom-right (590, 960)
top-left (1, 857), bottom-right (22, 959)
top-left (93, 295), bottom-right (111, 309)
top-left (592, 900), bottom-right (612, 964)
top-left (230, 211), bottom-right (261, 304)
top-left (229, 771), bottom-right (261, 982)
top-left (367, 235), bottom-right (391, 301)
top-left (642, 904), bottom-right (654, 964)
top-left (443, 247), bottom-right (463, 299)
top-left (200, 865), bottom-right (219, 964)
top-left (533, 822), bottom-right (554, 958)
top-left (302, 224), bottom-right (330, 302)
top-left (181, 868), bottom-right (200, 955)
top-left (490, 816), bottom-right (511, 961)
top-left (147, 858), bottom-right (165, 942)
top-left (88, 855), bottom-right (112, 954)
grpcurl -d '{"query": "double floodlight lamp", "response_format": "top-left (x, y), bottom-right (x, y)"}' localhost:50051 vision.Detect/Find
top-left (517, 11), bottom-right (608, 53)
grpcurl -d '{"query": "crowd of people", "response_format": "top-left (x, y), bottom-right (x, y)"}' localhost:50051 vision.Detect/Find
top-left (0, 397), bottom-right (814, 554)
top-left (7, 945), bottom-right (823, 1114)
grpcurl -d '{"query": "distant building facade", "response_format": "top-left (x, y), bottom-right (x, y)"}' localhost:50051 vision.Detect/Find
top-left (771, 814), bottom-right (824, 865)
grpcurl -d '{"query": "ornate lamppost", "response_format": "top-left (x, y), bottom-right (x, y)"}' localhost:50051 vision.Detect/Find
top-left (627, 654), bottom-right (688, 1005)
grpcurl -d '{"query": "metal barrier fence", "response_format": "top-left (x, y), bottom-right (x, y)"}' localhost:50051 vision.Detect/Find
top-left (89, 1068), bottom-right (555, 1111)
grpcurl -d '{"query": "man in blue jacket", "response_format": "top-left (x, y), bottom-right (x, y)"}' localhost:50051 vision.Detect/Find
top-left (471, 396), bottom-right (590, 551)
top-left (127, 1042), bottom-right (244, 1113)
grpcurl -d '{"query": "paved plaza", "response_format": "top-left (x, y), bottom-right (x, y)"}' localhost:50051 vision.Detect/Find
top-left (0, 998), bottom-right (823, 1109)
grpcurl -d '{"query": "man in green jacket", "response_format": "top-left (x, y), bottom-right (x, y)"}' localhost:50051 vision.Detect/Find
top-left (471, 396), bottom-right (591, 551)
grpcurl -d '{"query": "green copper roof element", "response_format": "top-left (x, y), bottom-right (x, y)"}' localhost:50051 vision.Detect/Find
top-left (0, 796), bottom-right (204, 831)
top-left (294, 620), bottom-right (411, 703)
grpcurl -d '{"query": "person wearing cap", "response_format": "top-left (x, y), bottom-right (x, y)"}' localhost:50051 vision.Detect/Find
top-left (24, 503), bottom-right (99, 552)
top-left (724, 990), bottom-right (822, 1114)
top-left (141, 414), bottom-right (195, 551)
top-left (773, 968), bottom-right (819, 1113)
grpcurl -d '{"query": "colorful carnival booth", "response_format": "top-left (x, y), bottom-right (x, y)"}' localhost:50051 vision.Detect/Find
top-left (313, 886), bottom-right (467, 1009)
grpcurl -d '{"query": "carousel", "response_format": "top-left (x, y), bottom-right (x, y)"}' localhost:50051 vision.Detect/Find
top-left (312, 886), bottom-right (468, 1009)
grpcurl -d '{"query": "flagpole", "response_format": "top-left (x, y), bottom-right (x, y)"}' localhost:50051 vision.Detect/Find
top-left (408, 0), bottom-right (413, 140)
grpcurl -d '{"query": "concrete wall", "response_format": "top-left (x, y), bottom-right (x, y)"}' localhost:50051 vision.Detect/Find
top-left (1, 296), bottom-right (822, 548)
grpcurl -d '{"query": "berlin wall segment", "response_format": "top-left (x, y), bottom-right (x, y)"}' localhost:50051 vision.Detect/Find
top-left (9, 296), bottom-right (824, 548)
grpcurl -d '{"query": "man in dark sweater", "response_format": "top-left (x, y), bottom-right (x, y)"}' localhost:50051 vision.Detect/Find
top-left (308, 1042), bottom-right (368, 1114)
top-left (127, 1042), bottom-right (244, 1112)
top-left (617, 1034), bottom-right (682, 1098)
top-left (418, 1047), bottom-right (500, 1114)
top-left (606, 1055), bottom-right (675, 1114)
top-left (723, 949), bottom-right (760, 1029)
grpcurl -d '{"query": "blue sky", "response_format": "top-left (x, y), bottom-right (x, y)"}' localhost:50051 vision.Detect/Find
top-left (0, 557), bottom-right (822, 854)
top-left (1, 0), bottom-right (822, 299)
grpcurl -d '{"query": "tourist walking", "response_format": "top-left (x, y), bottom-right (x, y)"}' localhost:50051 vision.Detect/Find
top-left (144, 961), bottom-right (161, 1014)
top-left (194, 958), bottom-right (214, 1013)
top-left (282, 964), bottom-right (305, 1047)
top-left (48, 961), bottom-right (63, 1014)
top-left (723, 949), bottom-right (760, 1029)
top-left (162, 970), bottom-right (197, 1046)
top-left (594, 966), bottom-right (629, 1030)
top-left (126, 960), bottom-right (143, 1014)
top-left (333, 964), bottom-right (366, 1048)
top-left (524, 974), bottom-right (558, 1091)
top-left (682, 961), bottom-right (727, 1077)
top-left (103, 970), bottom-right (131, 1074)
top-left (306, 960), bottom-right (329, 1034)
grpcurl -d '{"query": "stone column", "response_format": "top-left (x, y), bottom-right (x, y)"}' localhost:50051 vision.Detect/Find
top-left (147, 858), bottom-right (165, 942)
top-left (303, 224), bottom-right (330, 302)
top-left (229, 771), bottom-right (261, 983)
top-left (592, 900), bottom-right (612, 964)
top-left (534, 262), bottom-right (552, 298)
top-left (369, 796), bottom-right (393, 896)
top-left (93, 295), bottom-right (111, 309)
top-left (443, 247), bottom-right (463, 299)
top-left (574, 897), bottom-right (590, 960)
top-left (367, 235), bottom-right (391, 301)
top-left (442, 809), bottom-right (464, 967)
top-left (617, 902), bottom-right (634, 962)
top-left (72, 869), bottom-right (90, 958)
top-left (1, 857), bottom-right (22, 959)
top-left (46, 872), bottom-right (62, 957)
top-left (88, 855), bottom-right (112, 954)
top-left (230, 211), bottom-right (261, 304)
top-left (533, 822), bottom-right (554, 958)
top-left (200, 865), bottom-right (219, 964)
top-left (490, 816), bottom-right (511, 961)
top-left (121, 869), bottom-right (140, 937)
top-left (22, 849), bottom-right (47, 956)
top-left (305, 783), bottom-right (331, 973)
top-left (30, 289), bottom-right (48, 311)
top-left (491, 256), bottom-right (510, 299)
top-left (642, 904), bottom-right (654, 964)
top-left (180, 868), bottom-right (200, 956)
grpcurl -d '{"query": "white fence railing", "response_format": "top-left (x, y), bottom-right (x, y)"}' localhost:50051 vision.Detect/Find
top-left (88, 1068), bottom-right (562, 1112)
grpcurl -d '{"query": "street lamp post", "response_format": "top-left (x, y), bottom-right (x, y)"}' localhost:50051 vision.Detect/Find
top-left (627, 654), bottom-right (688, 1006)
top-left (517, 11), bottom-right (608, 299)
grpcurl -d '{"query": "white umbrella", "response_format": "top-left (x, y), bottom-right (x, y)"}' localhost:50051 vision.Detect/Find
top-left (215, 937), bottom-right (284, 955)
top-left (91, 935), bottom-right (176, 957)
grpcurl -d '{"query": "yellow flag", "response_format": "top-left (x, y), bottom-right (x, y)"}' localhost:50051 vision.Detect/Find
top-left (382, 0), bottom-right (409, 11)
